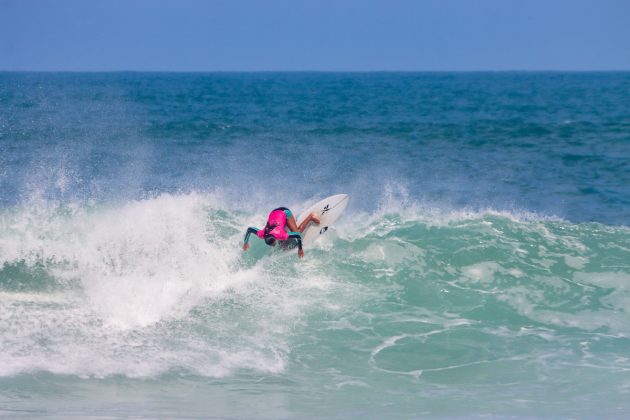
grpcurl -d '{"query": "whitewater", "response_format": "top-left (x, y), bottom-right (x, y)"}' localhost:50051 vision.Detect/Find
top-left (1, 72), bottom-right (629, 418)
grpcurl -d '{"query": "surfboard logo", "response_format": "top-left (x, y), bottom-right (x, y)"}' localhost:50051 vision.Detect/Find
top-left (320, 226), bottom-right (328, 234)
top-left (321, 204), bottom-right (331, 215)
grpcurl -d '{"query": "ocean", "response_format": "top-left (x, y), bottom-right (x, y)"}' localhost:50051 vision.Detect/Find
top-left (0, 72), bottom-right (629, 418)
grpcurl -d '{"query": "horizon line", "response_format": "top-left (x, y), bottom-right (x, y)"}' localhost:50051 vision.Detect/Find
top-left (2, 69), bottom-right (630, 74)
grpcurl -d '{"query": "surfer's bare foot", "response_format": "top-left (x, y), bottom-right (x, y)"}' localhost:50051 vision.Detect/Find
top-left (310, 212), bottom-right (321, 225)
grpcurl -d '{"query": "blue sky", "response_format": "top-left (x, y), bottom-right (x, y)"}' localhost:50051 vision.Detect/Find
top-left (1, 0), bottom-right (629, 71)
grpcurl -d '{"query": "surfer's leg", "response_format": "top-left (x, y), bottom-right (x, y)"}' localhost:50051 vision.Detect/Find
top-left (287, 215), bottom-right (300, 232)
top-left (294, 212), bottom-right (321, 233)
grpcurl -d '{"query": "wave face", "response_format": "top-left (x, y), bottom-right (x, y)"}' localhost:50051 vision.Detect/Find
top-left (1, 72), bottom-right (630, 417)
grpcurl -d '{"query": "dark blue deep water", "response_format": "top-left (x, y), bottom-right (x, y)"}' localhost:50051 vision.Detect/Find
top-left (1, 72), bottom-right (629, 418)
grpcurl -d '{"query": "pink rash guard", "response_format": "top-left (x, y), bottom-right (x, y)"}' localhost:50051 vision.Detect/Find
top-left (257, 208), bottom-right (290, 241)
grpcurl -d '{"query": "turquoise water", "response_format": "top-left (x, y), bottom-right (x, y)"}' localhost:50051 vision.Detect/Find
top-left (1, 72), bottom-right (630, 418)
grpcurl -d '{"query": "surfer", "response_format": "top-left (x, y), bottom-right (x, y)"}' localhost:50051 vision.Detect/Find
top-left (242, 207), bottom-right (320, 258)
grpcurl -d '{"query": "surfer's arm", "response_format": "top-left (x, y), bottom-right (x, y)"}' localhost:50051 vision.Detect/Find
top-left (243, 227), bottom-right (259, 251)
top-left (287, 212), bottom-right (318, 258)
top-left (287, 232), bottom-right (303, 257)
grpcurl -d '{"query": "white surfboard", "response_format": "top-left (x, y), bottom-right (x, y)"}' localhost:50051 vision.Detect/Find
top-left (297, 194), bottom-right (349, 244)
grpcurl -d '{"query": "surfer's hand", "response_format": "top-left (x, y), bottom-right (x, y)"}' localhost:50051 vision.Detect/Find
top-left (298, 248), bottom-right (304, 258)
top-left (242, 243), bottom-right (250, 252)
